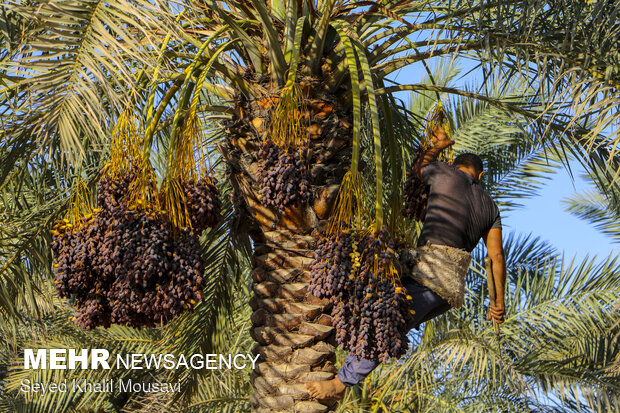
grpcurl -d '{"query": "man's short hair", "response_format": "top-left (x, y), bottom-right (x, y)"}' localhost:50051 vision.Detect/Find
top-left (453, 153), bottom-right (484, 174)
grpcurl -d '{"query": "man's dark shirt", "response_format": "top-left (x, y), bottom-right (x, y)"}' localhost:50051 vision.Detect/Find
top-left (417, 162), bottom-right (501, 252)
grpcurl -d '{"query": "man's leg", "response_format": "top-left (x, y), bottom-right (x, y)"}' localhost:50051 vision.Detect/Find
top-left (336, 356), bottom-right (380, 386)
top-left (307, 278), bottom-right (450, 399)
top-left (402, 277), bottom-right (451, 329)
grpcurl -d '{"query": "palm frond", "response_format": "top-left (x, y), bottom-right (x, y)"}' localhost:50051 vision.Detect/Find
top-left (0, 0), bottom-right (175, 165)
top-left (564, 190), bottom-right (620, 244)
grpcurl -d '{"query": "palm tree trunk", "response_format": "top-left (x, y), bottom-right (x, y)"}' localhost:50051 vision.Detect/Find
top-left (223, 169), bottom-right (340, 413)
top-left (222, 92), bottom-right (349, 412)
top-left (249, 229), bottom-right (336, 413)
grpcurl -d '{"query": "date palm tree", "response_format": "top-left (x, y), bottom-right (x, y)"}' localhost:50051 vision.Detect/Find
top-left (0, 0), bottom-right (619, 412)
top-left (2, 60), bottom-right (618, 413)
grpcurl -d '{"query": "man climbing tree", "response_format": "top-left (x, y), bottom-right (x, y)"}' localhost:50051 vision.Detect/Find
top-left (307, 125), bottom-right (507, 400)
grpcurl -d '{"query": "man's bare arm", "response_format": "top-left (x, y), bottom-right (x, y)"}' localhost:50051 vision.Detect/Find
top-left (418, 124), bottom-right (455, 176)
top-left (483, 227), bottom-right (506, 323)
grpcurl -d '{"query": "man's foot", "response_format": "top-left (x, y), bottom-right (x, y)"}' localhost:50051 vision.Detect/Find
top-left (306, 377), bottom-right (346, 401)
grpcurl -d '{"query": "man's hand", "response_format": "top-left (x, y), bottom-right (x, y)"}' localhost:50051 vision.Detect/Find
top-left (430, 124), bottom-right (454, 150)
top-left (488, 301), bottom-right (505, 324)
top-left (419, 124), bottom-right (455, 175)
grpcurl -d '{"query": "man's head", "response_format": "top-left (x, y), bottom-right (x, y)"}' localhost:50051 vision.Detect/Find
top-left (454, 153), bottom-right (484, 182)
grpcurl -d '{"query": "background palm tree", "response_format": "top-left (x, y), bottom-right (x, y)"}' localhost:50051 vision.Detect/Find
top-left (0, 0), bottom-right (619, 412)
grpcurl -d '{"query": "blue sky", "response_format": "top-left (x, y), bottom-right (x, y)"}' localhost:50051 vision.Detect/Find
top-left (504, 163), bottom-right (618, 261)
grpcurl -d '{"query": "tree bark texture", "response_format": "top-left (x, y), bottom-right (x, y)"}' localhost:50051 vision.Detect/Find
top-left (223, 86), bottom-right (352, 412)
